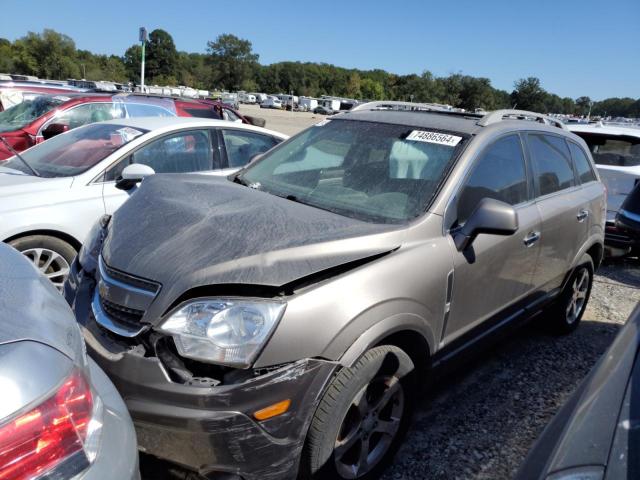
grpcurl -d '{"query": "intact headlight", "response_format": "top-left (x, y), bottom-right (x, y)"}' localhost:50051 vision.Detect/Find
top-left (160, 299), bottom-right (286, 368)
top-left (78, 215), bottom-right (111, 273)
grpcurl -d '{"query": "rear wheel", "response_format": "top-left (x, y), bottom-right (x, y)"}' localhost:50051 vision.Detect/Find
top-left (302, 345), bottom-right (415, 480)
top-left (9, 235), bottom-right (77, 292)
top-left (546, 255), bottom-right (594, 334)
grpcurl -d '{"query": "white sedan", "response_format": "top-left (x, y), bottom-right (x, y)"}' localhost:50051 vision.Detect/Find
top-left (0, 116), bottom-right (288, 290)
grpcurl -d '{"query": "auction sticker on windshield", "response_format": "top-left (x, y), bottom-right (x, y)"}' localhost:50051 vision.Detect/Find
top-left (406, 130), bottom-right (462, 147)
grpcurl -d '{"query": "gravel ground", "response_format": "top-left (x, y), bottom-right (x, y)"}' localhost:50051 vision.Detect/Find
top-left (382, 256), bottom-right (640, 480)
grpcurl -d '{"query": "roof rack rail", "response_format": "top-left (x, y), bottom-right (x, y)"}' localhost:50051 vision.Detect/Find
top-left (350, 100), bottom-right (453, 113)
top-left (478, 109), bottom-right (567, 130)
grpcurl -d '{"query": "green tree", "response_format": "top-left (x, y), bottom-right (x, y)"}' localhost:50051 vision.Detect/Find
top-left (575, 96), bottom-right (592, 116)
top-left (123, 44), bottom-right (142, 83)
top-left (511, 77), bottom-right (547, 112)
top-left (360, 78), bottom-right (384, 100)
top-left (146, 29), bottom-right (178, 81)
top-left (206, 34), bottom-right (259, 90)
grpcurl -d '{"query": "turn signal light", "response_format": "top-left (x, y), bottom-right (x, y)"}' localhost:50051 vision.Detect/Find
top-left (253, 399), bottom-right (291, 421)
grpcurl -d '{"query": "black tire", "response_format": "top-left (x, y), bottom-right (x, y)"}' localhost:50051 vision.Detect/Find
top-left (546, 254), bottom-right (594, 334)
top-left (8, 235), bottom-right (77, 291)
top-left (301, 345), bottom-right (415, 480)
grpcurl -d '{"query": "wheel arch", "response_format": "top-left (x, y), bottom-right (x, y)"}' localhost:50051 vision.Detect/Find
top-left (4, 229), bottom-right (82, 252)
top-left (338, 314), bottom-right (434, 377)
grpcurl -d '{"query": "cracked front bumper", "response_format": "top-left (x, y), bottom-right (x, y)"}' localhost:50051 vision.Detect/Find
top-left (65, 259), bottom-right (338, 480)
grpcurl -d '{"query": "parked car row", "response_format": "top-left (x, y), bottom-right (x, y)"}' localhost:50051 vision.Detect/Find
top-left (567, 123), bottom-right (640, 257)
top-left (0, 88), bottom-right (266, 160)
top-left (3, 102), bottom-right (634, 480)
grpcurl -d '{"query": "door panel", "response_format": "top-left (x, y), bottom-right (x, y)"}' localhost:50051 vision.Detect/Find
top-left (442, 133), bottom-right (541, 344)
top-left (526, 133), bottom-right (587, 292)
top-left (533, 190), bottom-right (587, 292)
top-left (444, 203), bottom-right (541, 343)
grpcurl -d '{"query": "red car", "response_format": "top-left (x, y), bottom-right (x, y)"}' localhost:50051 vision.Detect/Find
top-left (0, 81), bottom-right (90, 111)
top-left (0, 93), bottom-right (264, 160)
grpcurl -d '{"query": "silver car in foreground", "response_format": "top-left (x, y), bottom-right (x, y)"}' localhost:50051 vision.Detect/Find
top-left (0, 243), bottom-right (139, 480)
top-left (66, 105), bottom-right (605, 480)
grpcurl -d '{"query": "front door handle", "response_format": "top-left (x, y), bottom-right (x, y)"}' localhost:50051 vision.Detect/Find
top-left (577, 209), bottom-right (589, 222)
top-left (523, 231), bottom-right (540, 247)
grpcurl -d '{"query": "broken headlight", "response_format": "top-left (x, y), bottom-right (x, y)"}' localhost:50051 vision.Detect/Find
top-left (159, 299), bottom-right (286, 368)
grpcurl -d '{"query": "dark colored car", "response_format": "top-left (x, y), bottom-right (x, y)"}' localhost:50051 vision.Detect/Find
top-left (517, 303), bottom-right (640, 480)
top-left (0, 93), bottom-right (264, 160)
top-left (65, 105), bottom-right (605, 480)
top-left (613, 181), bottom-right (640, 256)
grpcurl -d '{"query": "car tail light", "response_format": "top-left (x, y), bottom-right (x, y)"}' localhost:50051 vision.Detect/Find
top-left (0, 369), bottom-right (101, 480)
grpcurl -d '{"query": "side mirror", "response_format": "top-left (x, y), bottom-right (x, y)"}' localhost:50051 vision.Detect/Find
top-left (115, 163), bottom-right (155, 191)
top-left (453, 198), bottom-right (518, 251)
top-left (42, 123), bottom-right (69, 140)
top-left (244, 115), bottom-right (266, 128)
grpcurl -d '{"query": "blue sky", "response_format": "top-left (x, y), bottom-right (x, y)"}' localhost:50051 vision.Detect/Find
top-left (1, 0), bottom-right (638, 100)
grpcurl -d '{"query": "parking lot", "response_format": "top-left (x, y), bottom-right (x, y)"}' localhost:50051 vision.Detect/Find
top-left (238, 104), bottom-right (325, 135)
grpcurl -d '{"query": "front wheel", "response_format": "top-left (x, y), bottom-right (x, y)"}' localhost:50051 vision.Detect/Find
top-left (9, 235), bottom-right (77, 293)
top-left (301, 345), bottom-right (415, 480)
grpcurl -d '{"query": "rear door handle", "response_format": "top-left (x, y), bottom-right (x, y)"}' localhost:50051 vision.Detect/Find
top-left (577, 209), bottom-right (589, 222)
top-left (523, 231), bottom-right (540, 247)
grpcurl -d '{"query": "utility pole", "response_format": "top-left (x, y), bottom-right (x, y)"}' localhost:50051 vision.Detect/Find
top-left (139, 27), bottom-right (147, 90)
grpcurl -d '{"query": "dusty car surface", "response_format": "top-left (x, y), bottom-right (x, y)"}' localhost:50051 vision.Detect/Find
top-left (65, 104), bottom-right (605, 480)
top-left (0, 242), bottom-right (139, 480)
top-left (516, 302), bottom-right (640, 480)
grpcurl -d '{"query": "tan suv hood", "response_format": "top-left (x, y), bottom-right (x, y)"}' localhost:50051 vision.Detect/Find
top-left (102, 175), bottom-right (404, 307)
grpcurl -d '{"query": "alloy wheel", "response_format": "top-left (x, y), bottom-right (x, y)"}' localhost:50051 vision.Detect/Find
top-left (334, 375), bottom-right (405, 479)
top-left (21, 247), bottom-right (70, 292)
top-left (566, 268), bottom-right (589, 324)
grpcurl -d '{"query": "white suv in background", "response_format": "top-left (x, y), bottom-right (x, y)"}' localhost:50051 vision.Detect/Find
top-left (568, 123), bottom-right (640, 255)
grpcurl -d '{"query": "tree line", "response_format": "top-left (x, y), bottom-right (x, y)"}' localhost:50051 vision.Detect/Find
top-left (1, 29), bottom-right (638, 117)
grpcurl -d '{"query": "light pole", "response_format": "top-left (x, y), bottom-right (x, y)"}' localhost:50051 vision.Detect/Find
top-left (139, 27), bottom-right (147, 90)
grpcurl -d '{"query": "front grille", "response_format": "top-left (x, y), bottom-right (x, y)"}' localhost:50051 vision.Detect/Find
top-left (93, 256), bottom-right (160, 337)
top-left (102, 263), bottom-right (160, 293)
top-left (99, 296), bottom-right (145, 330)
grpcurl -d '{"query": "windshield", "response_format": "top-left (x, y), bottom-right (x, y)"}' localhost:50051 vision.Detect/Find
top-left (0, 95), bottom-right (68, 132)
top-left (241, 119), bottom-right (464, 223)
top-left (2, 123), bottom-right (148, 178)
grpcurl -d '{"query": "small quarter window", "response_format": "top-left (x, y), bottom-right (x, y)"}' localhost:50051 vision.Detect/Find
top-left (568, 142), bottom-right (597, 184)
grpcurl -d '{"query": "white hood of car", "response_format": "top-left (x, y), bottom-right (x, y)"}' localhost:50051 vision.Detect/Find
top-left (0, 168), bottom-right (73, 210)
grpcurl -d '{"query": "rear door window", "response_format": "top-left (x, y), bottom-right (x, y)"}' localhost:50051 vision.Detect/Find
top-left (568, 142), bottom-right (597, 184)
top-left (222, 129), bottom-right (279, 168)
top-left (457, 134), bottom-right (529, 224)
top-left (528, 134), bottom-right (576, 197)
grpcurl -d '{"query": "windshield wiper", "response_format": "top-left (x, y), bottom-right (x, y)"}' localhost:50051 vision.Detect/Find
top-left (0, 136), bottom-right (40, 177)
